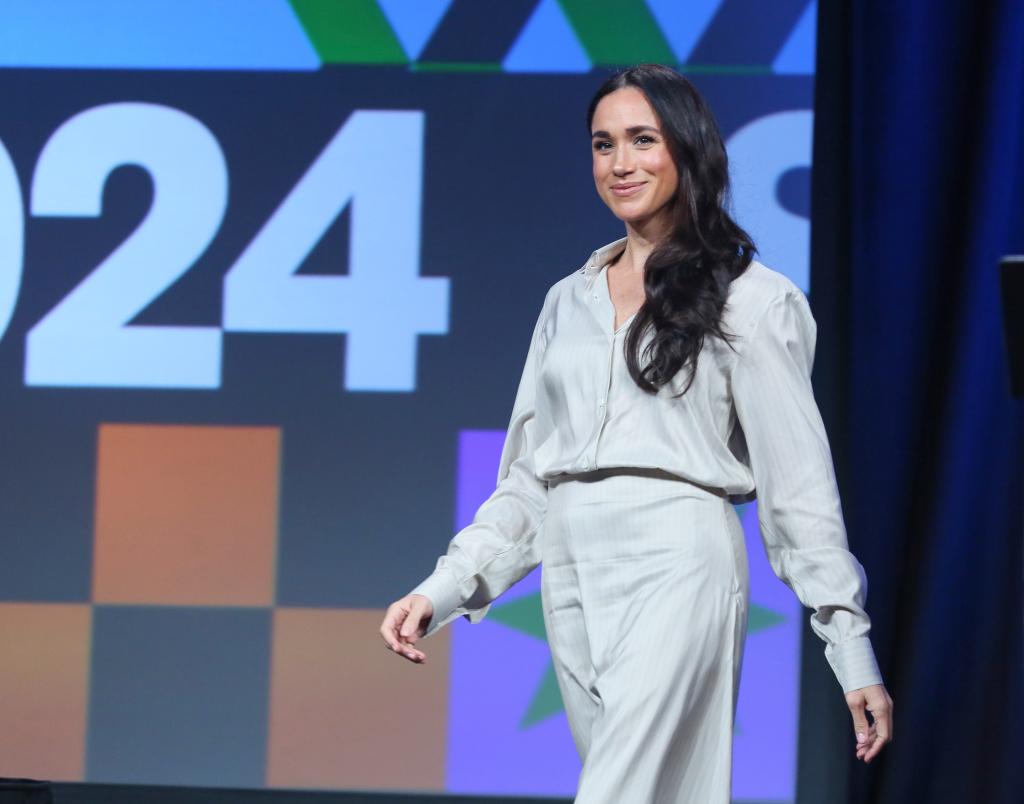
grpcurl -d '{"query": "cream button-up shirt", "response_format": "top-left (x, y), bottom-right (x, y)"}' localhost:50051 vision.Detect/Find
top-left (410, 236), bottom-right (883, 693)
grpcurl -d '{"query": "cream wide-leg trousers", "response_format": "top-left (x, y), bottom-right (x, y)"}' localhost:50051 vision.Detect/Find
top-left (540, 468), bottom-right (750, 804)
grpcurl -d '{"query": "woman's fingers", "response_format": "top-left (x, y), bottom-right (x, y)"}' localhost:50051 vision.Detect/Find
top-left (379, 598), bottom-right (428, 664)
top-left (863, 688), bottom-right (894, 763)
top-left (378, 602), bottom-right (405, 651)
top-left (855, 723), bottom-right (876, 760)
top-left (398, 597), bottom-right (431, 661)
top-left (846, 689), bottom-right (871, 753)
top-left (399, 598), bottom-right (425, 643)
top-left (846, 684), bottom-right (895, 764)
top-left (846, 684), bottom-right (894, 763)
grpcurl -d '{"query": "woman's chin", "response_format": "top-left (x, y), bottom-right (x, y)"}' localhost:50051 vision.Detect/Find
top-left (608, 205), bottom-right (663, 227)
top-left (606, 201), bottom-right (645, 220)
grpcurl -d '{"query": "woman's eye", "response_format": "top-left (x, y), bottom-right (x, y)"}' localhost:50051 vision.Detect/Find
top-left (635, 135), bottom-right (654, 145)
top-left (594, 141), bottom-right (612, 151)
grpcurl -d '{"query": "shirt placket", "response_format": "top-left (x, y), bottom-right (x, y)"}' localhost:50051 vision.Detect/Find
top-left (576, 265), bottom-right (616, 472)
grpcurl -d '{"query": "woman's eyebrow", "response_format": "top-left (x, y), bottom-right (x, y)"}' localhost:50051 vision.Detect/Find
top-left (591, 125), bottom-right (661, 138)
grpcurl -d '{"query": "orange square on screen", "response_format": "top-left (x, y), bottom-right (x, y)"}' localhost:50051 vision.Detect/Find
top-left (0, 604), bottom-right (90, 780)
top-left (92, 423), bottom-right (280, 606)
top-left (267, 608), bottom-right (450, 790)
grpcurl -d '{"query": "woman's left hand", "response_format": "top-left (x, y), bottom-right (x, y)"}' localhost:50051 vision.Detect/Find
top-left (845, 683), bottom-right (893, 764)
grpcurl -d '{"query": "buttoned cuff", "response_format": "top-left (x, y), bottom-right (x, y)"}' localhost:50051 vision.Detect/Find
top-left (825, 636), bottom-right (884, 692)
top-left (408, 566), bottom-right (464, 638)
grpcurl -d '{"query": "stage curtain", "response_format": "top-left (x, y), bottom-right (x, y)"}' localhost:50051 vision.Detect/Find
top-left (800, 2), bottom-right (1024, 802)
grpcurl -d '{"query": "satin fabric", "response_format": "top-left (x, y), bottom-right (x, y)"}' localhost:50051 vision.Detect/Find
top-left (542, 467), bottom-right (747, 803)
top-left (410, 236), bottom-right (883, 695)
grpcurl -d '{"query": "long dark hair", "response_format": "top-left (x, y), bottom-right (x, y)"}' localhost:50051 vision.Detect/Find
top-left (586, 64), bottom-right (756, 395)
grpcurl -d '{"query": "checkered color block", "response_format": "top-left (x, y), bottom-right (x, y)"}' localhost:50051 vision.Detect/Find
top-left (92, 423), bottom-right (280, 606)
top-left (0, 603), bottom-right (91, 780)
top-left (87, 605), bottom-right (272, 786)
top-left (267, 608), bottom-right (450, 790)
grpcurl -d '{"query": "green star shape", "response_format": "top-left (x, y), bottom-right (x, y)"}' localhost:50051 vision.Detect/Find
top-left (487, 589), bottom-right (788, 729)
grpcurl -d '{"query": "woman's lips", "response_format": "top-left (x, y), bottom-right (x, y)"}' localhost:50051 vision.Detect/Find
top-left (611, 183), bottom-right (645, 196)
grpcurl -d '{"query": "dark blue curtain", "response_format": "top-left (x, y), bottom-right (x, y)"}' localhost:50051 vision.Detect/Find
top-left (800, 2), bottom-right (1024, 802)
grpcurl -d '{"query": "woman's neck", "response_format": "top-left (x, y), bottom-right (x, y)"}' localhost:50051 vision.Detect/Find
top-left (616, 213), bottom-right (672, 274)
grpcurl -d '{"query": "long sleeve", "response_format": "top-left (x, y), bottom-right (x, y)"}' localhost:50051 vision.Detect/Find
top-left (408, 301), bottom-right (549, 638)
top-left (731, 289), bottom-right (883, 692)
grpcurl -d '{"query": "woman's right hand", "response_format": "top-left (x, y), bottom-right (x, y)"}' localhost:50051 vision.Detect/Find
top-left (846, 683), bottom-right (894, 763)
top-left (379, 593), bottom-right (434, 663)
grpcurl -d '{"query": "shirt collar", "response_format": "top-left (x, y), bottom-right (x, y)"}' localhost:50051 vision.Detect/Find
top-left (582, 236), bottom-right (629, 277)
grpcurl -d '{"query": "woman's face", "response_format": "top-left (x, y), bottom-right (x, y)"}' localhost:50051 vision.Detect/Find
top-left (591, 86), bottom-right (680, 231)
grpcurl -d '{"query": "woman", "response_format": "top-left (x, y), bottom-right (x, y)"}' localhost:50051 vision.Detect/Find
top-left (379, 64), bottom-right (893, 801)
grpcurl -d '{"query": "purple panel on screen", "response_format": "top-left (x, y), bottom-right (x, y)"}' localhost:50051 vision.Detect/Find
top-left (454, 430), bottom-right (507, 531)
top-left (447, 430), bottom-right (799, 800)
top-left (447, 573), bottom-right (581, 795)
top-left (447, 430), bottom-right (580, 795)
top-left (732, 502), bottom-right (801, 801)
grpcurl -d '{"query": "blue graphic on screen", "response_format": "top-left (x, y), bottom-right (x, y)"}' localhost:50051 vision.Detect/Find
top-left (729, 110), bottom-right (813, 291)
top-left (645, 0), bottom-right (724, 62)
top-left (222, 109), bottom-right (448, 391)
top-left (0, 0), bottom-right (319, 71)
top-left (0, 139), bottom-right (22, 340)
top-left (377, 0), bottom-right (453, 61)
top-left (774, 0), bottom-right (817, 74)
top-left (0, 1), bottom-right (816, 799)
top-left (502, 0), bottom-right (591, 73)
top-left (27, 103), bottom-right (227, 388)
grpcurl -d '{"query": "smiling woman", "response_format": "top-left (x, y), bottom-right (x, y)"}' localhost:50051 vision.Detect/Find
top-left (587, 67), bottom-right (757, 398)
top-left (382, 63), bottom-right (893, 803)
top-left (589, 99), bottom-right (679, 333)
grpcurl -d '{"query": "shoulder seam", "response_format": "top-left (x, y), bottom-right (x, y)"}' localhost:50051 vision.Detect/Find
top-left (733, 289), bottom-right (805, 364)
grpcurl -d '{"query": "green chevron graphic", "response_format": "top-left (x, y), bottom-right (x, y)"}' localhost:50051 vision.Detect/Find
top-left (521, 662), bottom-right (565, 727)
top-left (0, 1), bottom-right (806, 75)
top-left (557, 0), bottom-right (676, 66)
top-left (488, 587), bottom-right (787, 729)
top-left (278, 0), bottom-right (790, 75)
top-left (411, 62), bottom-right (504, 73)
top-left (488, 589), bottom-right (548, 640)
top-left (749, 602), bottom-right (786, 631)
top-left (289, 0), bottom-right (407, 63)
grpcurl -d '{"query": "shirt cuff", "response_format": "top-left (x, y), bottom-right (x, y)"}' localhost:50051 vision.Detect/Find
top-left (408, 566), bottom-right (463, 638)
top-left (825, 635), bottom-right (884, 692)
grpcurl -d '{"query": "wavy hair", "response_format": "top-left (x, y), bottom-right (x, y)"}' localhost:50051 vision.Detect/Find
top-left (586, 64), bottom-right (756, 395)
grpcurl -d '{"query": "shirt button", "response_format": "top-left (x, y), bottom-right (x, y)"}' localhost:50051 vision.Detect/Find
top-left (580, 458), bottom-right (590, 470)
top-left (592, 294), bottom-right (599, 301)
